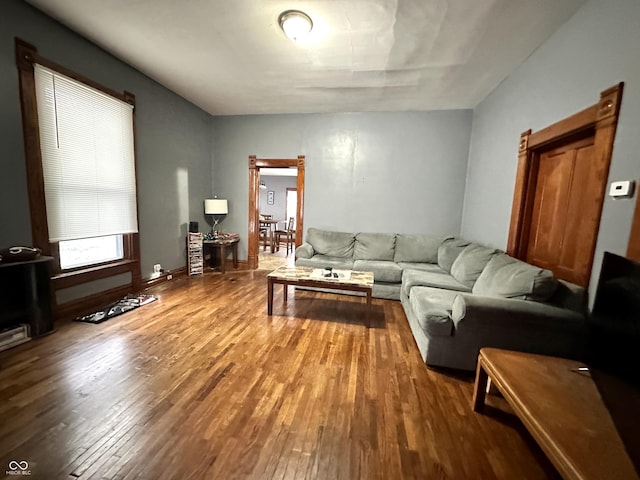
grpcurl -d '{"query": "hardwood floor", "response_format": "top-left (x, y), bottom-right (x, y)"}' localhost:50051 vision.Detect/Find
top-left (0, 270), bottom-right (559, 479)
top-left (258, 247), bottom-right (294, 271)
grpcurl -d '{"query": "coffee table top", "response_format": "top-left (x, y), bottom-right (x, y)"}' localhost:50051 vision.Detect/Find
top-left (268, 266), bottom-right (374, 288)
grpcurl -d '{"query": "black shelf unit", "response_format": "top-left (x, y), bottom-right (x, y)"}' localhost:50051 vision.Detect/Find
top-left (0, 256), bottom-right (55, 344)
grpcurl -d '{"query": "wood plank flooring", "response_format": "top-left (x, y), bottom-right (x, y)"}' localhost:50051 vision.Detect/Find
top-left (0, 270), bottom-right (559, 479)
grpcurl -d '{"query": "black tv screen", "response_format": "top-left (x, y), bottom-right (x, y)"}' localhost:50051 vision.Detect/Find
top-left (588, 251), bottom-right (640, 474)
top-left (589, 251), bottom-right (640, 384)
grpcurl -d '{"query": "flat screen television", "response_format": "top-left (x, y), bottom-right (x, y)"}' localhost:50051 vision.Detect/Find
top-left (589, 251), bottom-right (640, 384)
top-left (588, 251), bottom-right (640, 474)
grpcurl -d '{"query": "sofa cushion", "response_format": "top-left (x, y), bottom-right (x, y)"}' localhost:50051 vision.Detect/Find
top-left (394, 234), bottom-right (445, 263)
top-left (410, 286), bottom-right (457, 336)
top-left (450, 244), bottom-right (497, 288)
top-left (437, 238), bottom-right (470, 272)
top-left (401, 269), bottom-right (471, 298)
top-left (547, 279), bottom-right (586, 313)
top-left (472, 253), bottom-right (557, 302)
top-left (306, 228), bottom-right (355, 258)
top-left (295, 243), bottom-right (314, 259)
top-left (353, 260), bottom-right (402, 283)
top-left (295, 255), bottom-right (354, 270)
top-left (354, 232), bottom-right (396, 261)
top-left (397, 262), bottom-right (444, 273)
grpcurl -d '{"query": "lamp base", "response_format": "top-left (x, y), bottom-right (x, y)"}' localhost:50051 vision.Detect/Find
top-left (211, 217), bottom-right (221, 236)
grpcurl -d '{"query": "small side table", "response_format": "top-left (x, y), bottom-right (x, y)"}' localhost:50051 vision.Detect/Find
top-left (203, 236), bottom-right (239, 274)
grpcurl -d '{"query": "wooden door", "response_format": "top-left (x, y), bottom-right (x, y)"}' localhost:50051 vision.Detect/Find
top-left (507, 83), bottom-right (624, 288)
top-left (525, 137), bottom-right (598, 285)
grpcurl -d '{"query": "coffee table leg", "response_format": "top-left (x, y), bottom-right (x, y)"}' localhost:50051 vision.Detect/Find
top-left (366, 290), bottom-right (372, 326)
top-left (267, 278), bottom-right (274, 315)
top-left (283, 283), bottom-right (288, 303)
top-left (472, 355), bottom-right (488, 412)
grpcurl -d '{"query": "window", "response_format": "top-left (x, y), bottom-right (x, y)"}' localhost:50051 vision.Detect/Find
top-left (59, 235), bottom-right (124, 270)
top-left (286, 188), bottom-right (297, 226)
top-left (16, 38), bottom-right (141, 291)
top-left (34, 65), bottom-right (137, 254)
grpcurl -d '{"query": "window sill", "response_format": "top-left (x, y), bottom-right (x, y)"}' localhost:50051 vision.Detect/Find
top-left (52, 259), bottom-right (138, 289)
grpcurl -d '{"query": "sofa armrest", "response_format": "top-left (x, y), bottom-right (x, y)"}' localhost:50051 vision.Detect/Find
top-left (451, 293), bottom-right (586, 332)
top-left (295, 242), bottom-right (315, 259)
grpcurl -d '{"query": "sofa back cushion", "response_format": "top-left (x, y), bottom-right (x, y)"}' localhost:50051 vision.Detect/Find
top-left (450, 244), bottom-right (497, 288)
top-left (393, 234), bottom-right (446, 263)
top-left (306, 228), bottom-right (355, 258)
top-left (354, 232), bottom-right (396, 261)
top-left (472, 253), bottom-right (558, 302)
top-left (437, 238), bottom-right (470, 272)
top-left (547, 279), bottom-right (586, 312)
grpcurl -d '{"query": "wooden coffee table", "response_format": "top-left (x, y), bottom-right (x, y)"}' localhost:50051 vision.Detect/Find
top-left (473, 348), bottom-right (639, 480)
top-left (267, 266), bottom-right (374, 318)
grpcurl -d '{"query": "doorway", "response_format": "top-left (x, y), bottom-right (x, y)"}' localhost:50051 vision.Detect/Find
top-left (248, 155), bottom-right (305, 270)
top-left (507, 83), bottom-right (623, 287)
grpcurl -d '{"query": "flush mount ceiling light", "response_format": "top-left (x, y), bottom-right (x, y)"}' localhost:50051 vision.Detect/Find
top-left (278, 10), bottom-right (313, 42)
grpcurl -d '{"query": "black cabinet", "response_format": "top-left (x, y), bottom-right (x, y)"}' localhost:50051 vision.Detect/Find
top-left (0, 256), bottom-right (54, 344)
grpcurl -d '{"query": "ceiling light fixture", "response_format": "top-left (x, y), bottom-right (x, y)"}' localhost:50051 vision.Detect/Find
top-left (278, 10), bottom-right (313, 42)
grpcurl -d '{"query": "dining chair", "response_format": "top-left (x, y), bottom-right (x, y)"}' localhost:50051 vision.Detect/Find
top-left (259, 214), bottom-right (272, 251)
top-left (275, 217), bottom-right (296, 254)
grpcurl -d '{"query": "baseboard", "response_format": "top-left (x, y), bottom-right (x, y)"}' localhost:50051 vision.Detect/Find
top-left (55, 266), bottom-right (189, 321)
top-left (227, 259), bottom-right (249, 271)
top-left (143, 266), bottom-right (187, 287)
top-left (56, 284), bottom-right (132, 322)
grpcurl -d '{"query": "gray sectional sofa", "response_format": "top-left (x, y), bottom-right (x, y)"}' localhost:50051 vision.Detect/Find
top-left (295, 228), bottom-right (588, 371)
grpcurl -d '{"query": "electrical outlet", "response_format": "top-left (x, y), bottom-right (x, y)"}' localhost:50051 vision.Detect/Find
top-left (153, 263), bottom-right (161, 273)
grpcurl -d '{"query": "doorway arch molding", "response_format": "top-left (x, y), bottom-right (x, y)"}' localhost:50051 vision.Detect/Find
top-left (248, 155), bottom-right (305, 269)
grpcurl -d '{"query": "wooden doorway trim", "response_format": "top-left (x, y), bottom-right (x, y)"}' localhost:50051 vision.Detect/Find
top-left (507, 84), bottom-right (624, 277)
top-left (248, 155), bottom-right (305, 269)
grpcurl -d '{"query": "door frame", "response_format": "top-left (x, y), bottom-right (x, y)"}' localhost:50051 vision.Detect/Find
top-left (507, 84), bottom-right (624, 284)
top-left (248, 155), bottom-right (305, 269)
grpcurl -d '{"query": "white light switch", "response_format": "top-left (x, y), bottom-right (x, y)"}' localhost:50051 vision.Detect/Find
top-left (609, 180), bottom-right (635, 198)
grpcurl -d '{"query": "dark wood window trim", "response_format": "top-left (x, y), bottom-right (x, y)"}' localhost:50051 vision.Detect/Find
top-left (248, 156), bottom-right (305, 269)
top-left (15, 37), bottom-right (142, 296)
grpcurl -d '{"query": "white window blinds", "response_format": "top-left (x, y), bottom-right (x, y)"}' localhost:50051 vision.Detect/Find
top-left (34, 64), bottom-right (138, 242)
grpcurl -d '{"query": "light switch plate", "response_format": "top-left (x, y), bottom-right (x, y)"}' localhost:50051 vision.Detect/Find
top-left (609, 180), bottom-right (635, 198)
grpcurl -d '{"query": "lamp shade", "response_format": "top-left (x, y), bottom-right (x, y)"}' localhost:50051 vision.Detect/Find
top-left (204, 199), bottom-right (228, 215)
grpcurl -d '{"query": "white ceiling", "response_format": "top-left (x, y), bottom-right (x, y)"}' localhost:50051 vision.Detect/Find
top-left (261, 167), bottom-right (298, 177)
top-left (25, 0), bottom-right (585, 116)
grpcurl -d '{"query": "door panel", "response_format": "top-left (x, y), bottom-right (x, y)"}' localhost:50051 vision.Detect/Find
top-left (526, 149), bottom-right (572, 267)
top-left (525, 137), bottom-right (597, 286)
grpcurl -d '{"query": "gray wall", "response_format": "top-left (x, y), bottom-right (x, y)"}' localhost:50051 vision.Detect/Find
top-left (461, 0), bottom-right (640, 298)
top-left (0, 0), bottom-right (212, 283)
top-left (212, 111), bottom-right (473, 259)
top-left (259, 176), bottom-right (297, 222)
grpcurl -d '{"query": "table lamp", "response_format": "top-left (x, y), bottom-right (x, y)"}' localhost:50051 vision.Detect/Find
top-left (204, 198), bottom-right (228, 236)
